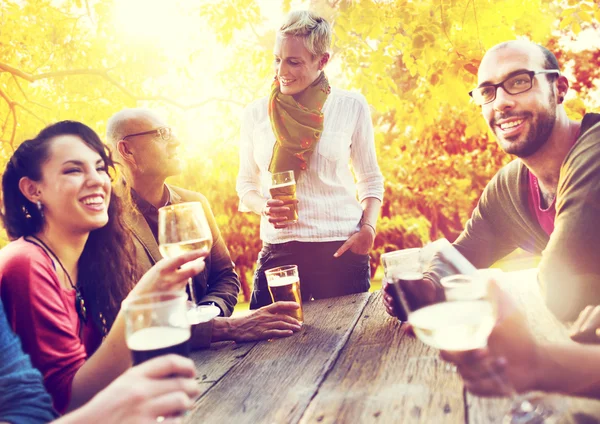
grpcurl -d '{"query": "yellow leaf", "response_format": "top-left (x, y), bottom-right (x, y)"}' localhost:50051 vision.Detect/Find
top-left (595, 9), bottom-right (600, 22)
top-left (559, 14), bottom-right (574, 29)
top-left (578, 12), bottom-right (593, 23)
top-left (572, 21), bottom-right (582, 34)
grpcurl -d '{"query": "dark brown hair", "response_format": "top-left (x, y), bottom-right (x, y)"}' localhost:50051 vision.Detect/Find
top-left (1, 120), bottom-right (135, 334)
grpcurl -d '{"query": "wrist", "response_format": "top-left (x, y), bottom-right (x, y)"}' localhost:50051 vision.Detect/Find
top-left (360, 222), bottom-right (376, 237)
top-left (210, 317), bottom-right (231, 342)
top-left (531, 342), bottom-right (553, 392)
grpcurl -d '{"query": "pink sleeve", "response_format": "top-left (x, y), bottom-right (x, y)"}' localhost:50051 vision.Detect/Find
top-left (0, 244), bottom-right (87, 414)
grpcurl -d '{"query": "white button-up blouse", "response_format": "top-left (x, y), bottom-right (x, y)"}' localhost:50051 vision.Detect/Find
top-left (236, 87), bottom-right (384, 244)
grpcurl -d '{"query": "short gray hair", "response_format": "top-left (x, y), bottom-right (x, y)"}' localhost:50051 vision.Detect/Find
top-left (278, 10), bottom-right (331, 57)
top-left (105, 108), bottom-right (158, 149)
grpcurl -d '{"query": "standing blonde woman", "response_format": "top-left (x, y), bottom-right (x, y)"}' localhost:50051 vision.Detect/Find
top-left (236, 11), bottom-right (384, 309)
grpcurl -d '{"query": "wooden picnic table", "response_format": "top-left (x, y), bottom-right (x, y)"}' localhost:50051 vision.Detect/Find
top-left (187, 269), bottom-right (600, 423)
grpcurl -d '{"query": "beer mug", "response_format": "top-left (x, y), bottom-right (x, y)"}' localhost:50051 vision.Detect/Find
top-left (270, 170), bottom-right (298, 224)
top-left (123, 291), bottom-right (191, 366)
top-left (265, 265), bottom-right (304, 322)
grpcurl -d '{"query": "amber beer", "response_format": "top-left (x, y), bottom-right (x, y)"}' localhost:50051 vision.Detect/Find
top-left (270, 170), bottom-right (298, 224)
top-left (265, 265), bottom-right (304, 322)
top-left (268, 276), bottom-right (304, 322)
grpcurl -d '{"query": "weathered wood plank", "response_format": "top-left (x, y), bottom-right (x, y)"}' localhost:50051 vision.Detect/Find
top-left (467, 269), bottom-right (600, 424)
top-left (190, 340), bottom-right (258, 396)
top-left (300, 290), bottom-right (466, 424)
top-left (186, 293), bottom-right (371, 424)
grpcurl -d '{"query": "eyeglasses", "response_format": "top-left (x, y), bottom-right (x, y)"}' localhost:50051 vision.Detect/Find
top-left (122, 127), bottom-right (172, 142)
top-left (469, 70), bottom-right (560, 106)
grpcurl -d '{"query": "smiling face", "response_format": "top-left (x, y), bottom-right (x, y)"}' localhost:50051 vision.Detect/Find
top-left (274, 35), bottom-right (326, 96)
top-left (478, 43), bottom-right (558, 158)
top-left (34, 135), bottom-right (112, 235)
top-left (122, 112), bottom-right (182, 179)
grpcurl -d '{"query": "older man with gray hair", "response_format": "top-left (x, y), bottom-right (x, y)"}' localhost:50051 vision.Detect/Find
top-left (107, 108), bottom-right (302, 348)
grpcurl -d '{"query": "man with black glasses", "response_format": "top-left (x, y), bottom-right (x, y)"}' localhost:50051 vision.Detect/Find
top-left (106, 108), bottom-right (302, 348)
top-left (383, 40), bottom-right (600, 321)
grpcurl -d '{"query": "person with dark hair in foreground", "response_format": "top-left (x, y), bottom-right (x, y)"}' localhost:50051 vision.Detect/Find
top-left (383, 39), bottom-right (600, 322)
top-left (0, 121), bottom-right (206, 413)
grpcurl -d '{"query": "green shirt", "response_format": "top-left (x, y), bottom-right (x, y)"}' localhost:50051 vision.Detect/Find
top-left (428, 113), bottom-right (600, 321)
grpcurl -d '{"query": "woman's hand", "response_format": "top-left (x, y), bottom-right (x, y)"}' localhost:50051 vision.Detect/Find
top-left (132, 250), bottom-right (208, 296)
top-left (333, 225), bottom-right (375, 257)
top-left (263, 198), bottom-right (298, 229)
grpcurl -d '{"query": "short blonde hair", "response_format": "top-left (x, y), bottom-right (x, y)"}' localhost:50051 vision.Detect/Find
top-left (279, 10), bottom-right (331, 57)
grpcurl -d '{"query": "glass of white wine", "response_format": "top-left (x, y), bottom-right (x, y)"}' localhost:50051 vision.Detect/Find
top-left (158, 202), bottom-right (216, 324)
top-left (405, 272), bottom-right (560, 424)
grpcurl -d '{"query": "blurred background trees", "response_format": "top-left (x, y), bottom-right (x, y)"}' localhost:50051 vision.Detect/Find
top-left (1, 0), bottom-right (599, 300)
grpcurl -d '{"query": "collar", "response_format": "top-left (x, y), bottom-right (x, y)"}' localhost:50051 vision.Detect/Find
top-left (131, 185), bottom-right (173, 213)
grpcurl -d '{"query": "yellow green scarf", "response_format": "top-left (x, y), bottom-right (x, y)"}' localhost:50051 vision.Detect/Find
top-left (268, 72), bottom-right (331, 178)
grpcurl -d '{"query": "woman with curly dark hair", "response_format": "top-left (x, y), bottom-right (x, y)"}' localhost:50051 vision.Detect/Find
top-left (0, 121), bottom-right (206, 413)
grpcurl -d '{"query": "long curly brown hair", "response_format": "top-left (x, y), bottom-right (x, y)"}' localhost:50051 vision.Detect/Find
top-left (1, 120), bottom-right (135, 335)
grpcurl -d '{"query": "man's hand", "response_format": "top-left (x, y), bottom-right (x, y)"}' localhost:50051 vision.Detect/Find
top-left (214, 301), bottom-right (302, 343)
top-left (56, 355), bottom-right (199, 424)
top-left (263, 199), bottom-right (298, 229)
top-left (333, 225), bottom-right (375, 257)
top-left (382, 278), bottom-right (400, 318)
top-left (440, 281), bottom-right (541, 396)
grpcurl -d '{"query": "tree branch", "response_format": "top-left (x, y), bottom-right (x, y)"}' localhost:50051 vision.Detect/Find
top-left (0, 88), bottom-right (17, 147)
top-left (0, 62), bottom-right (245, 110)
top-left (14, 102), bottom-right (47, 126)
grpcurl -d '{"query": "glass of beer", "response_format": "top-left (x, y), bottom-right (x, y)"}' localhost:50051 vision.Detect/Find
top-left (265, 265), bottom-right (303, 322)
top-left (158, 202), bottom-right (213, 324)
top-left (270, 170), bottom-right (298, 224)
top-left (123, 291), bottom-right (191, 366)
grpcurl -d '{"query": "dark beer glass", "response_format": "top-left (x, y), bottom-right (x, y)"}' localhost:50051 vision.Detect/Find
top-left (123, 291), bottom-right (191, 366)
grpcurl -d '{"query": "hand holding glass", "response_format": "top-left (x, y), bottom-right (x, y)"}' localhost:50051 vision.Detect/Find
top-left (123, 291), bottom-right (191, 365)
top-left (158, 202), bottom-right (213, 323)
top-left (270, 170), bottom-right (298, 224)
top-left (265, 264), bottom-right (304, 322)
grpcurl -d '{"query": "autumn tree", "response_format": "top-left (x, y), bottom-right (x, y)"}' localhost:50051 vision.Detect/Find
top-left (1, 0), bottom-right (599, 298)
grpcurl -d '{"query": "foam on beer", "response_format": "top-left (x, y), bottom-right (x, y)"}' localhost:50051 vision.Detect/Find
top-left (127, 327), bottom-right (190, 351)
top-left (392, 271), bottom-right (423, 281)
top-left (271, 181), bottom-right (295, 189)
top-left (268, 276), bottom-right (298, 287)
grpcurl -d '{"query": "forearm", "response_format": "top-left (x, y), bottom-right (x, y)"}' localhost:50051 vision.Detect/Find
top-left (67, 312), bottom-right (130, 411)
top-left (360, 197), bottom-right (381, 230)
top-left (535, 342), bottom-right (600, 398)
top-left (201, 239), bottom-right (241, 317)
top-left (210, 317), bottom-right (235, 343)
top-left (241, 191), bottom-right (268, 215)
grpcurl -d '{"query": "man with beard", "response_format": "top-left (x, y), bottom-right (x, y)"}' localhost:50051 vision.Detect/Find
top-left (106, 108), bottom-right (302, 348)
top-left (383, 40), bottom-right (600, 321)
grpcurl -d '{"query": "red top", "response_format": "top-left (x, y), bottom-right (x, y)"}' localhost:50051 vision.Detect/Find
top-left (0, 238), bottom-right (102, 413)
top-left (527, 171), bottom-right (556, 236)
top-left (526, 130), bottom-right (581, 236)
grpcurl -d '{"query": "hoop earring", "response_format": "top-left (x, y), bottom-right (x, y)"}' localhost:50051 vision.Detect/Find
top-left (36, 200), bottom-right (44, 218)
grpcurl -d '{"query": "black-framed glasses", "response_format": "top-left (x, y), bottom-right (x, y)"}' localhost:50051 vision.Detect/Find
top-left (469, 70), bottom-right (560, 106)
top-left (122, 127), bottom-right (172, 142)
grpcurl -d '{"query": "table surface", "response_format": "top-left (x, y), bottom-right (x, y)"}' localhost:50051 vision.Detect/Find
top-left (187, 269), bottom-right (600, 423)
